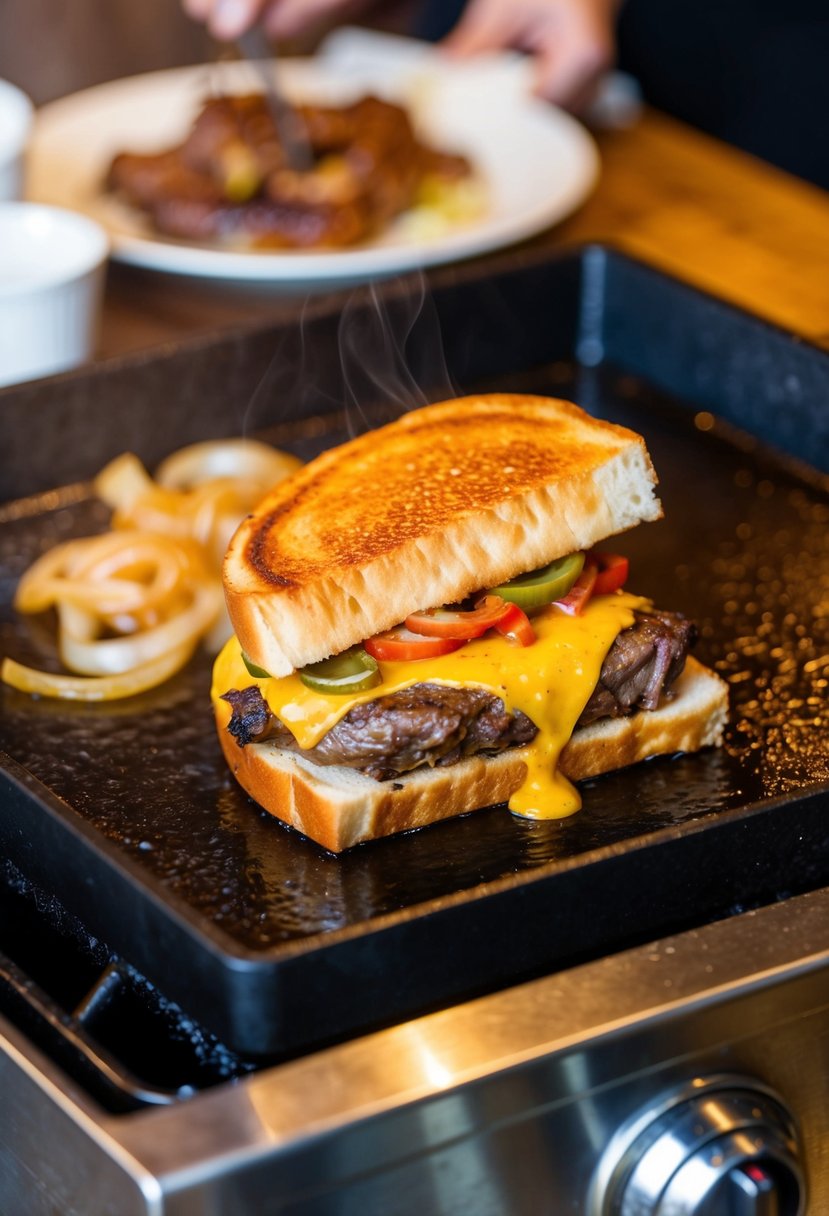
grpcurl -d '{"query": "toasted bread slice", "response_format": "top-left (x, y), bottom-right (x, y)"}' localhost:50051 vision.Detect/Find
top-left (224, 395), bottom-right (662, 677)
top-left (214, 658), bottom-right (727, 852)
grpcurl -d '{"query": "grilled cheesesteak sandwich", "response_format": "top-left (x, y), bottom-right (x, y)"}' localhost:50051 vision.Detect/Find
top-left (212, 395), bottom-right (727, 851)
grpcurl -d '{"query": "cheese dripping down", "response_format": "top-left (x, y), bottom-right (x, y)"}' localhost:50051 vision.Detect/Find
top-left (211, 591), bottom-right (648, 819)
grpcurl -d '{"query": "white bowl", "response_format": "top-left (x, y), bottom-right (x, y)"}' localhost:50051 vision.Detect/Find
top-left (0, 79), bottom-right (33, 201)
top-left (0, 203), bottom-right (109, 388)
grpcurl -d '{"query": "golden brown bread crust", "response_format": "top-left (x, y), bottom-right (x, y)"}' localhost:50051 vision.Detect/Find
top-left (215, 715), bottom-right (524, 852)
top-left (224, 395), bottom-right (662, 676)
top-left (214, 658), bottom-right (728, 852)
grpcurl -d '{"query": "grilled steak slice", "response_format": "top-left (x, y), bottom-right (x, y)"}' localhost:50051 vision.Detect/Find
top-left (313, 685), bottom-right (537, 780)
top-left (222, 610), bottom-right (696, 778)
top-left (222, 685), bottom-right (280, 747)
top-left (577, 610), bottom-right (695, 726)
top-left (222, 683), bottom-right (537, 780)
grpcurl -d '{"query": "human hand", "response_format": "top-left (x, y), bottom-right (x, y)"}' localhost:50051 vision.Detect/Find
top-left (443, 0), bottom-right (621, 110)
top-left (182, 0), bottom-right (368, 42)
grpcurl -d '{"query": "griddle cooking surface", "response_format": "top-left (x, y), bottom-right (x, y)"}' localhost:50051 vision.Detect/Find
top-left (4, 374), bottom-right (827, 944)
top-left (1, 252), bottom-right (828, 1056)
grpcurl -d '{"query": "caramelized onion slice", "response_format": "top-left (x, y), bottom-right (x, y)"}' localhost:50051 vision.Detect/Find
top-left (14, 531), bottom-right (204, 616)
top-left (155, 439), bottom-right (302, 491)
top-left (1, 643), bottom-right (197, 702)
top-left (97, 443), bottom-right (302, 576)
top-left (58, 583), bottom-right (223, 676)
top-left (94, 452), bottom-right (155, 513)
top-left (8, 438), bottom-right (303, 701)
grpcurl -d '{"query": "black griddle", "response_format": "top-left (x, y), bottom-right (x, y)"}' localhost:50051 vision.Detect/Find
top-left (1, 247), bottom-right (828, 1057)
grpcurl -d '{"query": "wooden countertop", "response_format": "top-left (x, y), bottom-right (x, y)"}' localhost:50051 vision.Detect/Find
top-left (98, 107), bottom-right (829, 359)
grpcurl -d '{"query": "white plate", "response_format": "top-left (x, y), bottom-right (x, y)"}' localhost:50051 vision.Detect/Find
top-left (26, 34), bottom-right (598, 284)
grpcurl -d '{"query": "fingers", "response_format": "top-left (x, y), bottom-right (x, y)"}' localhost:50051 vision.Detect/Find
top-left (533, 9), bottom-right (614, 107)
top-left (181, 0), bottom-right (355, 41)
top-left (443, 0), bottom-right (616, 111)
top-left (442, 0), bottom-right (523, 58)
top-left (182, 0), bottom-right (213, 19)
top-left (182, 0), bottom-right (269, 40)
top-left (262, 0), bottom-right (363, 41)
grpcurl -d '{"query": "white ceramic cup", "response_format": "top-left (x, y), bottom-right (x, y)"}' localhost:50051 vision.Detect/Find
top-left (0, 79), bottom-right (34, 201)
top-left (0, 203), bottom-right (109, 388)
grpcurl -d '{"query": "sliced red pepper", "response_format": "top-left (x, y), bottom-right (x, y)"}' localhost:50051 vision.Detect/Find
top-left (405, 595), bottom-right (514, 640)
top-left (589, 551), bottom-right (629, 595)
top-left (553, 564), bottom-right (598, 616)
top-left (364, 627), bottom-right (464, 662)
top-left (490, 600), bottom-right (536, 646)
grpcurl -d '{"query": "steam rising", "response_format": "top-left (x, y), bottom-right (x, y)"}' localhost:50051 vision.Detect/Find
top-left (242, 273), bottom-right (458, 440)
top-left (337, 275), bottom-right (457, 435)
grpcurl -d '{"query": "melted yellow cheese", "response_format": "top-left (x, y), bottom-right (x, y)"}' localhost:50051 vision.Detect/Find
top-left (212, 592), bottom-right (647, 820)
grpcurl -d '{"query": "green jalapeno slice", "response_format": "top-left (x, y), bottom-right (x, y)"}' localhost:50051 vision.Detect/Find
top-left (489, 552), bottom-right (585, 612)
top-left (242, 652), bottom-right (272, 679)
top-left (299, 647), bottom-right (381, 694)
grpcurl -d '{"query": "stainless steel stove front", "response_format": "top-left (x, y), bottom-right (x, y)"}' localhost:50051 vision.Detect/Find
top-left (2, 886), bottom-right (828, 1216)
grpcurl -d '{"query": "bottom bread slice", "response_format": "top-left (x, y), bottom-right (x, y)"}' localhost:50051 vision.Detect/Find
top-left (217, 657), bottom-right (729, 853)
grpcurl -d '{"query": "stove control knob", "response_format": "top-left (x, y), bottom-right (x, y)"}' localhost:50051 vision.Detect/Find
top-left (592, 1077), bottom-right (805, 1216)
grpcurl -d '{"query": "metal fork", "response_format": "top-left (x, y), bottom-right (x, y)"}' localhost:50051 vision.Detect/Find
top-left (236, 26), bottom-right (313, 172)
